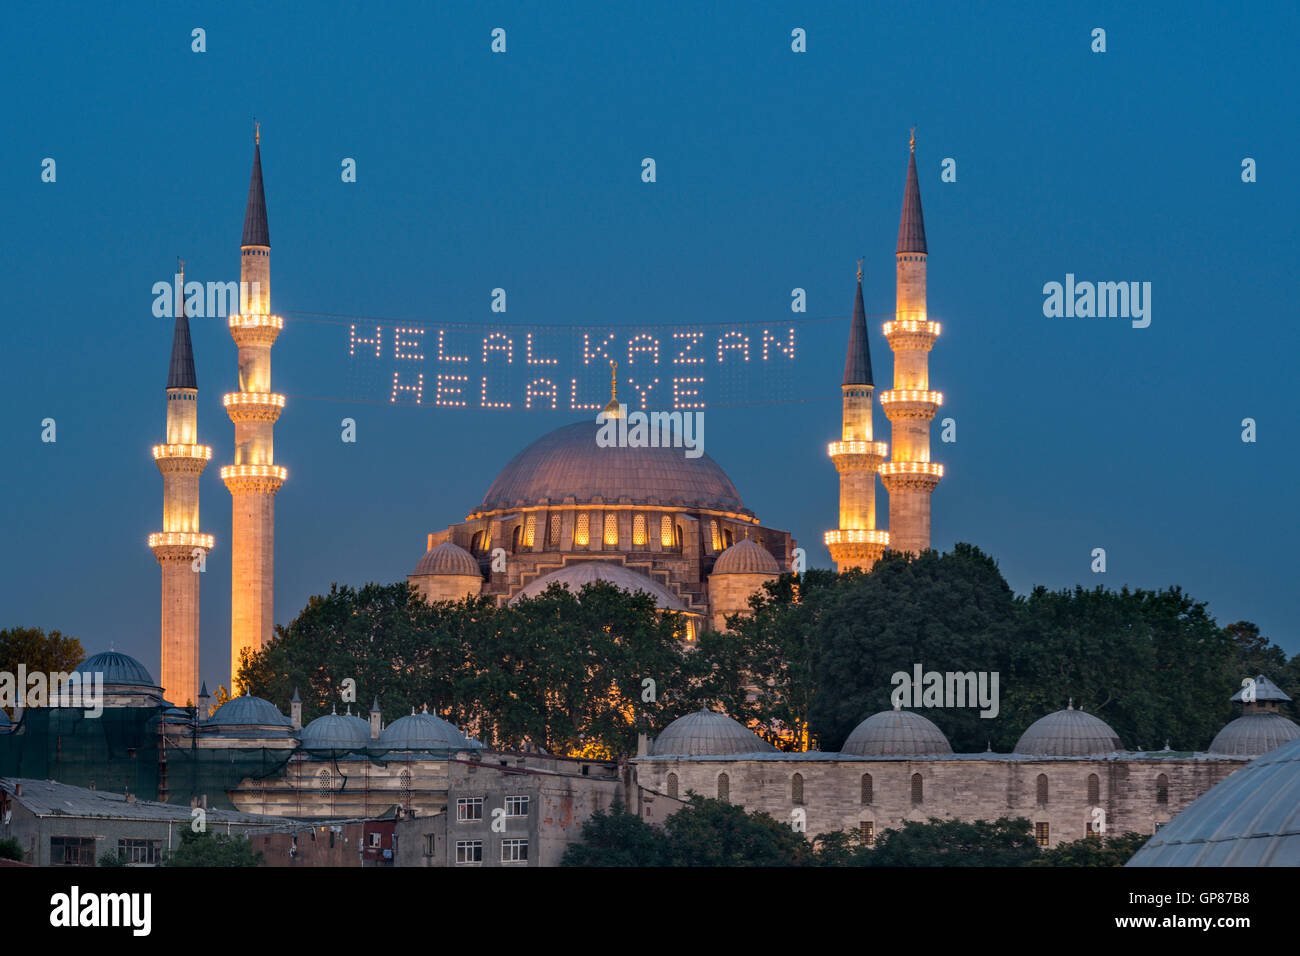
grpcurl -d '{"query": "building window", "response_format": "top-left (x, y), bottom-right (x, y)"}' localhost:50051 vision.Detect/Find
top-left (505, 795), bottom-right (529, 817)
top-left (861, 773), bottom-right (873, 805)
top-left (116, 838), bottom-right (161, 865)
top-left (400, 769), bottom-right (412, 809)
top-left (1087, 773), bottom-right (1100, 805)
top-left (860, 821), bottom-right (874, 846)
top-left (1035, 822), bottom-right (1050, 847)
top-left (1036, 773), bottom-right (1049, 806)
top-left (717, 772), bottom-right (730, 802)
top-left (523, 514), bottom-right (536, 548)
top-left (511, 525), bottom-right (521, 554)
top-left (667, 773), bottom-right (679, 799)
top-left (660, 514), bottom-right (674, 548)
top-left (603, 512), bottom-right (618, 547)
top-left (455, 840), bottom-right (483, 865)
top-left (723, 529), bottom-right (733, 549)
top-left (791, 773), bottom-right (804, 804)
top-left (574, 513), bottom-right (590, 548)
top-left (910, 773), bottom-right (923, 805)
top-left (501, 838), bottom-right (529, 863)
top-left (675, 524), bottom-right (683, 550)
top-left (710, 520), bottom-right (722, 552)
top-left (633, 513), bottom-right (647, 547)
top-left (317, 769), bottom-right (331, 792)
top-left (1156, 774), bottom-right (1169, 806)
top-left (51, 836), bottom-right (95, 866)
top-left (548, 512), bottom-right (561, 547)
top-left (457, 797), bottom-right (484, 821)
top-left (369, 832), bottom-right (382, 848)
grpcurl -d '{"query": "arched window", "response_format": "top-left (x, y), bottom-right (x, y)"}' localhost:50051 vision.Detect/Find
top-left (710, 520), bottom-right (722, 552)
top-left (660, 514), bottom-right (674, 548)
top-left (633, 513), bottom-right (647, 547)
top-left (675, 524), bottom-right (683, 550)
top-left (1156, 773), bottom-right (1169, 805)
top-left (717, 772), bottom-right (730, 802)
top-left (400, 769), bottom-right (412, 809)
top-left (791, 773), bottom-right (804, 804)
top-left (603, 512), bottom-right (618, 547)
top-left (548, 512), bottom-right (561, 547)
top-left (574, 513), bottom-right (590, 548)
top-left (723, 529), bottom-right (733, 549)
top-left (910, 773), bottom-right (923, 805)
top-left (667, 773), bottom-right (678, 800)
top-left (511, 525), bottom-right (521, 554)
top-left (861, 773), bottom-right (873, 805)
top-left (1036, 773), bottom-right (1049, 806)
top-left (317, 769), bottom-right (331, 792)
top-left (523, 514), bottom-right (536, 548)
top-left (1087, 773), bottom-right (1100, 805)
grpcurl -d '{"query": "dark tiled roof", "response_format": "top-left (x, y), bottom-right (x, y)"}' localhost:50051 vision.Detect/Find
top-left (896, 148), bottom-right (927, 254)
top-left (842, 276), bottom-right (874, 386)
top-left (241, 142), bottom-right (270, 247)
top-left (475, 421), bottom-right (751, 516)
top-left (166, 308), bottom-right (197, 389)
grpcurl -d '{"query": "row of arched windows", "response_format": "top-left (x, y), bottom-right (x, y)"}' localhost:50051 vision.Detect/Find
top-left (494, 511), bottom-right (687, 554)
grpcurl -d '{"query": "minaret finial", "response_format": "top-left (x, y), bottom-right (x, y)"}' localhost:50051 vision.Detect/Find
top-left (177, 258), bottom-right (185, 318)
top-left (856, 257), bottom-right (863, 283)
top-left (909, 125), bottom-right (916, 152)
top-left (255, 119), bottom-right (260, 146)
top-left (601, 360), bottom-right (622, 417)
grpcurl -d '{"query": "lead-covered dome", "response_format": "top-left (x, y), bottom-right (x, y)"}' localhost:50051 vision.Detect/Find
top-left (510, 561), bottom-right (689, 612)
top-left (1014, 704), bottom-right (1124, 756)
top-left (1209, 714), bottom-right (1300, 756)
top-left (412, 540), bottom-right (480, 577)
top-left (842, 708), bottom-right (953, 756)
top-left (471, 421), bottom-right (752, 518)
top-left (75, 651), bottom-right (157, 687)
top-left (205, 694), bottom-right (294, 736)
top-left (651, 709), bottom-right (776, 756)
top-left (378, 709), bottom-right (473, 753)
top-left (712, 539), bottom-right (781, 575)
top-left (300, 711), bottom-right (370, 753)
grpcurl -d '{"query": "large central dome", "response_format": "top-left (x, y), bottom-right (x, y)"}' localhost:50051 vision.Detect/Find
top-left (471, 420), bottom-right (752, 518)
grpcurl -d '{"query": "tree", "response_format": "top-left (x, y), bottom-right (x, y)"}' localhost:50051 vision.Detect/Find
top-left (163, 828), bottom-right (264, 867)
top-left (0, 837), bottom-right (24, 862)
top-left (560, 802), bottom-right (667, 866)
top-left (0, 627), bottom-right (84, 716)
top-left (660, 794), bottom-right (812, 866)
top-left (864, 817), bottom-right (1041, 867)
top-left (1032, 831), bottom-right (1149, 866)
top-left (97, 850), bottom-right (126, 867)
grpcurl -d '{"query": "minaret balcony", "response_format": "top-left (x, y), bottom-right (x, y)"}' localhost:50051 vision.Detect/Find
top-left (827, 440), bottom-right (888, 471)
top-left (149, 531), bottom-right (214, 550)
top-left (152, 443), bottom-right (213, 475)
top-left (229, 313), bottom-right (283, 346)
top-left (223, 392), bottom-right (286, 423)
top-left (880, 461), bottom-right (944, 491)
top-left (882, 319), bottom-right (941, 351)
top-left (879, 389), bottom-right (942, 420)
top-left (824, 529), bottom-right (889, 547)
top-left (220, 464), bottom-right (288, 495)
top-left (826, 530), bottom-right (889, 567)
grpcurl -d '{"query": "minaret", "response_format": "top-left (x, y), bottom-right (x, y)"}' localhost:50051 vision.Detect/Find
top-left (880, 130), bottom-right (943, 555)
top-left (221, 124), bottom-right (286, 692)
top-left (150, 259), bottom-right (214, 706)
top-left (824, 261), bottom-right (889, 571)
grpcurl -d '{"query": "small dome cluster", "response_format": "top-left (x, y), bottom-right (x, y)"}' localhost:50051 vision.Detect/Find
top-left (379, 709), bottom-right (471, 753)
top-left (412, 540), bottom-right (480, 577)
top-left (75, 651), bottom-right (159, 688)
top-left (711, 539), bottom-right (781, 576)
top-left (300, 710), bottom-right (371, 753)
top-left (205, 694), bottom-right (296, 737)
top-left (842, 707), bottom-right (953, 757)
top-left (652, 709), bottom-right (776, 756)
top-left (1013, 704), bottom-right (1124, 756)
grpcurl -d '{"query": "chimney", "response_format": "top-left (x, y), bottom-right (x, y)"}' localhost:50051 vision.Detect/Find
top-left (636, 734), bottom-right (649, 757)
top-left (290, 688), bottom-right (302, 731)
top-left (369, 698), bottom-right (381, 740)
top-left (14, 782), bottom-right (21, 797)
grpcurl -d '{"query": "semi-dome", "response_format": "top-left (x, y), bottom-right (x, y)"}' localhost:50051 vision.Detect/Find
top-left (412, 540), bottom-right (480, 577)
top-left (1127, 735), bottom-right (1300, 866)
top-left (300, 711), bottom-right (370, 753)
top-left (510, 561), bottom-right (690, 612)
top-left (205, 694), bottom-right (294, 735)
top-left (378, 709), bottom-right (473, 752)
top-left (471, 421), bottom-right (752, 518)
top-left (1013, 704), bottom-right (1124, 756)
top-left (1209, 713), bottom-right (1300, 756)
top-left (75, 651), bottom-right (157, 687)
top-left (841, 708), bottom-right (953, 757)
top-left (652, 709), bottom-right (776, 756)
top-left (712, 539), bottom-right (781, 575)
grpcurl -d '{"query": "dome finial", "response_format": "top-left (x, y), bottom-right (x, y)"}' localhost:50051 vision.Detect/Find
top-left (909, 125), bottom-right (916, 152)
top-left (856, 256), bottom-right (863, 283)
top-left (601, 359), bottom-right (622, 417)
top-left (255, 118), bottom-right (260, 145)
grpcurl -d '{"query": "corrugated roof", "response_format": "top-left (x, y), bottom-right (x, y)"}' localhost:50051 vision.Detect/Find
top-left (0, 777), bottom-right (280, 824)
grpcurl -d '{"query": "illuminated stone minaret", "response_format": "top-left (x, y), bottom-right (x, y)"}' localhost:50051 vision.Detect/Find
top-left (880, 130), bottom-right (943, 555)
top-left (825, 262), bottom-right (889, 571)
top-left (221, 125), bottom-right (286, 692)
top-left (150, 260), bottom-right (214, 706)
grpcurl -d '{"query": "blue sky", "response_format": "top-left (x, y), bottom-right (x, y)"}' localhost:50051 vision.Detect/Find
top-left (3, 0), bottom-right (1298, 688)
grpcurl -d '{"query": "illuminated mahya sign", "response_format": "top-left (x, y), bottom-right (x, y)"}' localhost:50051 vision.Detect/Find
top-left (346, 321), bottom-right (800, 410)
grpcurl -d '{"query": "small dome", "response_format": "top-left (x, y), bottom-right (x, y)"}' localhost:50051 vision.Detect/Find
top-left (412, 541), bottom-right (480, 577)
top-left (652, 709), bottom-right (776, 756)
top-left (301, 711), bottom-right (371, 753)
top-left (1209, 713), bottom-right (1300, 757)
top-left (510, 562), bottom-right (689, 612)
top-left (1128, 735), bottom-right (1300, 866)
top-left (378, 710), bottom-right (472, 752)
top-left (841, 708), bottom-right (953, 757)
top-left (206, 694), bottom-right (294, 734)
top-left (75, 651), bottom-right (157, 687)
top-left (1014, 705), bottom-right (1124, 756)
top-left (712, 539), bottom-right (781, 576)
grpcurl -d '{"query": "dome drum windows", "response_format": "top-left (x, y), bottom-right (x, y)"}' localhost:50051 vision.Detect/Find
top-left (603, 512), bottom-right (618, 548)
top-left (632, 513), bottom-right (647, 548)
top-left (574, 512), bottom-right (590, 549)
top-left (548, 512), bottom-right (562, 548)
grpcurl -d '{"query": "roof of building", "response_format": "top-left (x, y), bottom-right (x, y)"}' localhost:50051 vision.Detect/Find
top-left (509, 561), bottom-right (690, 612)
top-left (1209, 712), bottom-right (1300, 757)
top-left (1013, 704), bottom-right (1125, 756)
top-left (242, 140), bottom-right (270, 247)
top-left (0, 777), bottom-right (281, 824)
top-left (1127, 735), bottom-right (1300, 866)
top-left (711, 538), bottom-right (781, 576)
top-left (377, 709), bottom-right (475, 753)
top-left (300, 711), bottom-right (371, 753)
top-left (651, 709), bottom-right (776, 757)
top-left (897, 142), bottom-right (927, 254)
top-left (634, 750), bottom-right (1247, 764)
top-left (412, 540), bottom-right (481, 577)
top-left (166, 297), bottom-right (197, 390)
top-left (74, 651), bottom-right (158, 688)
top-left (473, 420), bottom-right (752, 518)
top-left (841, 708), bottom-right (953, 757)
top-left (205, 694), bottom-right (294, 734)
top-left (842, 272), bottom-right (874, 386)
top-left (1231, 674), bottom-right (1292, 703)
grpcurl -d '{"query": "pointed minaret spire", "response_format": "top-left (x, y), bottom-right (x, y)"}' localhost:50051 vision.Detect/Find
top-left (897, 128), bottom-right (927, 255)
top-left (167, 258), bottom-right (198, 389)
top-left (242, 126), bottom-right (270, 248)
top-left (842, 259), bottom-right (874, 387)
